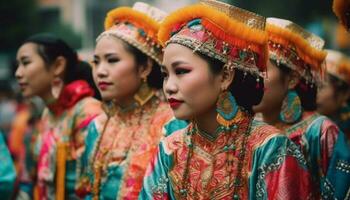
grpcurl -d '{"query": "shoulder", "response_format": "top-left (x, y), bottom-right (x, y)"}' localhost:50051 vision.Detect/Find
top-left (71, 97), bottom-right (102, 119)
top-left (75, 97), bottom-right (101, 111)
top-left (150, 102), bottom-right (174, 126)
top-left (248, 120), bottom-right (284, 150)
top-left (161, 125), bottom-right (189, 155)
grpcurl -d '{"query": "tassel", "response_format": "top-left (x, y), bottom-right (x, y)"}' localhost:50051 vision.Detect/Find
top-left (33, 185), bottom-right (39, 200)
top-left (56, 142), bottom-right (67, 200)
top-left (92, 163), bottom-right (103, 200)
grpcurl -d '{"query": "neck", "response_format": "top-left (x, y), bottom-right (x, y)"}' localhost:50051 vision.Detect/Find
top-left (115, 96), bottom-right (135, 109)
top-left (41, 90), bottom-right (58, 106)
top-left (261, 106), bottom-right (281, 126)
top-left (194, 105), bottom-right (220, 135)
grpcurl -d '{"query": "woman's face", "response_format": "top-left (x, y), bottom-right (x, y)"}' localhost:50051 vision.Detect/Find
top-left (253, 60), bottom-right (290, 113)
top-left (93, 36), bottom-right (142, 103)
top-left (162, 43), bottom-right (223, 120)
top-left (15, 43), bottom-right (53, 98)
top-left (317, 75), bottom-right (343, 115)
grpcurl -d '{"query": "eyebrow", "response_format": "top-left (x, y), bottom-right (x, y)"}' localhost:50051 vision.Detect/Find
top-left (171, 60), bottom-right (188, 68)
top-left (18, 55), bottom-right (30, 61)
top-left (93, 52), bottom-right (118, 59)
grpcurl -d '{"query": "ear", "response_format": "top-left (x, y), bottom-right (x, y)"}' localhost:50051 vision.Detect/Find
top-left (220, 68), bottom-right (235, 91)
top-left (52, 56), bottom-right (66, 78)
top-left (138, 58), bottom-right (153, 79)
top-left (287, 71), bottom-right (300, 89)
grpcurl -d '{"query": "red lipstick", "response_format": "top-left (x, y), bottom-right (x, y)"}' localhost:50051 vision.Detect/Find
top-left (98, 81), bottom-right (112, 90)
top-left (168, 98), bottom-right (184, 109)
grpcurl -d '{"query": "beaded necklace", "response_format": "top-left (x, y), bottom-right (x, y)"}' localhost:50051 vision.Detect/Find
top-left (179, 116), bottom-right (253, 200)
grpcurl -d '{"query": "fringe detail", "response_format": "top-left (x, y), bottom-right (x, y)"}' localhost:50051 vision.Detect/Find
top-left (202, 19), bottom-right (268, 70)
top-left (105, 7), bottom-right (160, 39)
top-left (158, 4), bottom-right (268, 70)
top-left (158, 4), bottom-right (267, 47)
top-left (56, 142), bottom-right (67, 200)
top-left (267, 24), bottom-right (327, 71)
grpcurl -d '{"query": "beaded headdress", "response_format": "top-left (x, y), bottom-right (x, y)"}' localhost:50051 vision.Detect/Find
top-left (266, 18), bottom-right (327, 85)
top-left (325, 49), bottom-right (350, 85)
top-left (158, 0), bottom-right (268, 77)
top-left (333, 0), bottom-right (350, 32)
top-left (97, 2), bottom-right (167, 65)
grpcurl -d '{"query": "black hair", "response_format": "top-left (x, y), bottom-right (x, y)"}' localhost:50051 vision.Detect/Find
top-left (271, 59), bottom-right (318, 111)
top-left (22, 33), bottom-right (99, 98)
top-left (119, 39), bottom-right (163, 89)
top-left (23, 33), bottom-right (80, 84)
top-left (198, 53), bottom-right (264, 114)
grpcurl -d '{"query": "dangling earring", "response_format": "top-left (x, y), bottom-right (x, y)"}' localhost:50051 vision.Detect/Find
top-left (279, 90), bottom-right (302, 124)
top-left (134, 77), bottom-right (154, 106)
top-left (216, 91), bottom-right (238, 127)
top-left (51, 77), bottom-right (63, 99)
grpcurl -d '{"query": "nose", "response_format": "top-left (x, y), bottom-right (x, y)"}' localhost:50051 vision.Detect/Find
top-left (95, 62), bottom-right (108, 78)
top-left (15, 65), bottom-right (23, 80)
top-left (163, 75), bottom-right (178, 96)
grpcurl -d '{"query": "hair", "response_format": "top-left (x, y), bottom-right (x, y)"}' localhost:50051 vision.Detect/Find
top-left (270, 59), bottom-right (317, 111)
top-left (198, 53), bottom-right (264, 114)
top-left (118, 38), bottom-right (163, 89)
top-left (22, 33), bottom-right (99, 98)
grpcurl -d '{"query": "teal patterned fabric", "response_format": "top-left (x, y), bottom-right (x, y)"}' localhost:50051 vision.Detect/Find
top-left (0, 132), bottom-right (16, 199)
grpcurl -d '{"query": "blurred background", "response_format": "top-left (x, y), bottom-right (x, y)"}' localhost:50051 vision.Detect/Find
top-left (0, 0), bottom-right (349, 128)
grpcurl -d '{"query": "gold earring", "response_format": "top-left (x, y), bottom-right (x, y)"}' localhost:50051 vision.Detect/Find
top-left (134, 77), bottom-right (154, 106)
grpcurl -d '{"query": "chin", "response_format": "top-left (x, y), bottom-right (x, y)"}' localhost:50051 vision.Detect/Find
top-left (22, 91), bottom-right (34, 98)
top-left (101, 95), bottom-right (115, 102)
top-left (172, 110), bottom-right (193, 121)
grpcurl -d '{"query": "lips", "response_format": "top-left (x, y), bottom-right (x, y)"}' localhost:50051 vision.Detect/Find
top-left (168, 98), bottom-right (184, 109)
top-left (98, 81), bottom-right (112, 90)
top-left (18, 82), bottom-right (28, 90)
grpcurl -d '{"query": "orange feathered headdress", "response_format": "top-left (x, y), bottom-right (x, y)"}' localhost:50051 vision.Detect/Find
top-left (266, 18), bottom-right (327, 85)
top-left (326, 49), bottom-right (350, 85)
top-left (98, 2), bottom-right (167, 65)
top-left (333, 0), bottom-right (350, 32)
top-left (158, 0), bottom-right (268, 76)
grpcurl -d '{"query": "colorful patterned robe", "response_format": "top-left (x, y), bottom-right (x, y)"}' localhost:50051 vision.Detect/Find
top-left (80, 99), bottom-right (187, 200)
top-left (34, 80), bottom-right (102, 199)
top-left (0, 132), bottom-right (16, 200)
top-left (326, 104), bottom-right (350, 199)
top-left (140, 117), bottom-right (314, 199)
top-left (283, 111), bottom-right (350, 199)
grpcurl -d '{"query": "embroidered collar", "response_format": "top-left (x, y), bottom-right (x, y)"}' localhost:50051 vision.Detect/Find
top-left (47, 80), bottom-right (95, 116)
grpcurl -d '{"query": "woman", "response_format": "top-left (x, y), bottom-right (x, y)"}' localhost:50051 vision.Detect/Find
top-left (140, 1), bottom-right (313, 199)
top-left (317, 49), bottom-right (350, 200)
top-left (252, 18), bottom-right (340, 198)
top-left (15, 33), bottom-right (102, 199)
top-left (76, 3), bottom-right (185, 200)
top-left (318, 50), bottom-right (350, 135)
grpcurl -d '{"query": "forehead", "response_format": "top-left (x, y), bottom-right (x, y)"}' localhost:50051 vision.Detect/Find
top-left (163, 43), bottom-right (207, 66)
top-left (95, 36), bottom-right (127, 54)
top-left (17, 43), bottom-right (39, 58)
